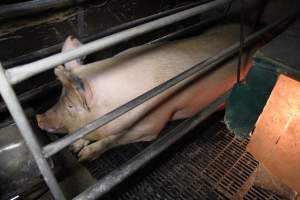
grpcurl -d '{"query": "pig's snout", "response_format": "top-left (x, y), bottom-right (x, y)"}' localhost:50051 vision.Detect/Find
top-left (36, 114), bottom-right (51, 131)
top-left (36, 113), bottom-right (65, 133)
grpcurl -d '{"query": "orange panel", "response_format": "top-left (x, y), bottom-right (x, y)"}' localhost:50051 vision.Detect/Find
top-left (247, 75), bottom-right (300, 193)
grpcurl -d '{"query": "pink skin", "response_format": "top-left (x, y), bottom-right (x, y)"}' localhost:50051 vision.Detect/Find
top-left (36, 24), bottom-right (254, 161)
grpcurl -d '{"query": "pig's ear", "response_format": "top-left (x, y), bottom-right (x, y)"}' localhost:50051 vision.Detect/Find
top-left (54, 65), bottom-right (70, 85)
top-left (54, 66), bottom-right (93, 111)
top-left (62, 36), bottom-right (86, 70)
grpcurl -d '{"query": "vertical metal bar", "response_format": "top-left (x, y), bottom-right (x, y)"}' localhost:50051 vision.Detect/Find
top-left (237, 0), bottom-right (245, 83)
top-left (0, 64), bottom-right (65, 200)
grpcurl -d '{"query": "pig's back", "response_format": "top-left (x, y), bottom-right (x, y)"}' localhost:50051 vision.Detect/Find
top-left (75, 24), bottom-right (240, 108)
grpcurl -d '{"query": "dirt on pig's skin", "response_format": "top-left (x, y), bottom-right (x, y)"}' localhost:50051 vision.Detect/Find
top-left (37, 24), bottom-right (254, 161)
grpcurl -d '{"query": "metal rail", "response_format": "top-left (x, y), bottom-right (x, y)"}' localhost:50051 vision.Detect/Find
top-left (74, 91), bottom-right (230, 200)
top-left (149, 15), bottom-right (222, 44)
top-left (0, 0), bottom-right (105, 21)
top-left (5, 0), bottom-right (232, 85)
top-left (0, 64), bottom-right (66, 200)
top-left (42, 12), bottom-right (296, 158)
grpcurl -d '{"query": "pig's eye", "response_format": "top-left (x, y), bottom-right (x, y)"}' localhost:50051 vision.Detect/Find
top-left (68, 105), bottom-right (73, 109)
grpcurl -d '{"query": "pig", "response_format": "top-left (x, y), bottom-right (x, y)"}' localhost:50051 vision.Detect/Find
top-left (37, 24), bottom-right (253, 161)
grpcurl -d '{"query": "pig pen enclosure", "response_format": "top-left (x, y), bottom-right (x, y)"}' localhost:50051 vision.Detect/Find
top-left (0, 0), bottom-right (299, 199)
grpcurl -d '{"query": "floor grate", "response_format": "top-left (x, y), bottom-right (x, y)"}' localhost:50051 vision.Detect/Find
top-left (84, 114), bottom-right (289, 200)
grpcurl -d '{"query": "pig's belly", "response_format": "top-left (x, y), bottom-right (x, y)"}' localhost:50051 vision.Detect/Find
top-left (171, 61), bottom-right (236, 120)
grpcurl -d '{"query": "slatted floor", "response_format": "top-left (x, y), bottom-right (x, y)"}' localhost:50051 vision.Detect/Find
top-left (84, 114), bottom-right (288, 200)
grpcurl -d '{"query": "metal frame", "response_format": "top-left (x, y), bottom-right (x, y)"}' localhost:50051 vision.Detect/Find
top-left (5, 0), bottom-right (232, 85)
top-left (0, 0), bottom-right (297, 198)
top-left (0, 65), bottom-right (65, 200)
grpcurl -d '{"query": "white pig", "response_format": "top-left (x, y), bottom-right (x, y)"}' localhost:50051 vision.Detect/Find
top-left (37, 24), bottom-right (252, 161)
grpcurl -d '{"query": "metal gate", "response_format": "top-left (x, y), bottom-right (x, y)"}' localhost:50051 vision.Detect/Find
top-left (0, 0), bottom-right (297, 199)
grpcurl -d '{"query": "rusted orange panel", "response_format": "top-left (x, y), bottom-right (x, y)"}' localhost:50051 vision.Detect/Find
top-left (247, 74), bottom-right (300, 193)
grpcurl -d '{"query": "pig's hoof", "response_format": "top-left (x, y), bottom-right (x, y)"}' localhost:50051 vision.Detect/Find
top-left (69, 139), bottom-right (90, 153)
top-left (78, 145), bottom-right (101, 162)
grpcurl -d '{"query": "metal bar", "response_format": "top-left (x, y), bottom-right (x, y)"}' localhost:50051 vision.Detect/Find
top-left (42, 10), bottom-right (297, 158)
top-left (236, 0), bottom-right (245, 83)
top-left (73, 91), bottom-right (230, 200)
top-left (5, 0), bottom-right (232, 85)
top-left (0, 0), bottom-right (102, 21)
top-left (149, 15), bottom-right (222, 44)
top-left (0, 80), bottom-right (60, 113)
top-left (0, 64), bottom-right (65, 200)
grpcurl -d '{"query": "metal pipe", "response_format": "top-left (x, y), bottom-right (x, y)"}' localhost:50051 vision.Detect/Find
top-left (42, 11), bottom-right (297, 158)
top-left (236, 0), bottom-right (245, 83)
top-left (5, 0), bottom-right (232, 85)
top-left (0, 64), bottom-right (65, 200)
top-left (73, 91), bottom-right (230, 200)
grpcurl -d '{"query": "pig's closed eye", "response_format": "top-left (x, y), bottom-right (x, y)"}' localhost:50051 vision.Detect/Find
top-left (68, 105), bottom-right (73, 109)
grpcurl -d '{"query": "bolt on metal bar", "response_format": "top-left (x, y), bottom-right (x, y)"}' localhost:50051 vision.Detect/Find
top-left (5, 0), bottom-right (232, 85)
top-left (0, 64), bottom-right (66, 200)
top-left (73, 91), bottom-right (230, 200)
top-left (42, 10), bottom-right (297, 158)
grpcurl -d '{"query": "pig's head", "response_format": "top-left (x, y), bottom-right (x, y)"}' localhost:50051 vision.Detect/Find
top-left (36, 36), bottom-right (92, 134)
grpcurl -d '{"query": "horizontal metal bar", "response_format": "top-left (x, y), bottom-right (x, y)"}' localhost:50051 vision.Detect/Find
top-left (5, 0), bottom-right (232, 85)
top-left (0, 80), bottom-right (60, 114)
top-left (42, 10), bottom-right (297, 158)
top-left (0, 0), bottom-right (95, 21)
top-left (73, 91), bottom-right (230, 200)
top-left (149, 15), bottom-right (223, 44)
top-left (0, 64), bottom-right (65, 200)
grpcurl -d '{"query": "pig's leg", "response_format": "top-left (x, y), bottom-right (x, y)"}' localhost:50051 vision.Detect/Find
top-left (77, 134), bottom-right (120, 161)
top-left (69, 138), bottom-right (90, 153)
top-left (77, 105), bottom-right (176, 161)
top-left (112, 106), bottom-right (176, 146)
